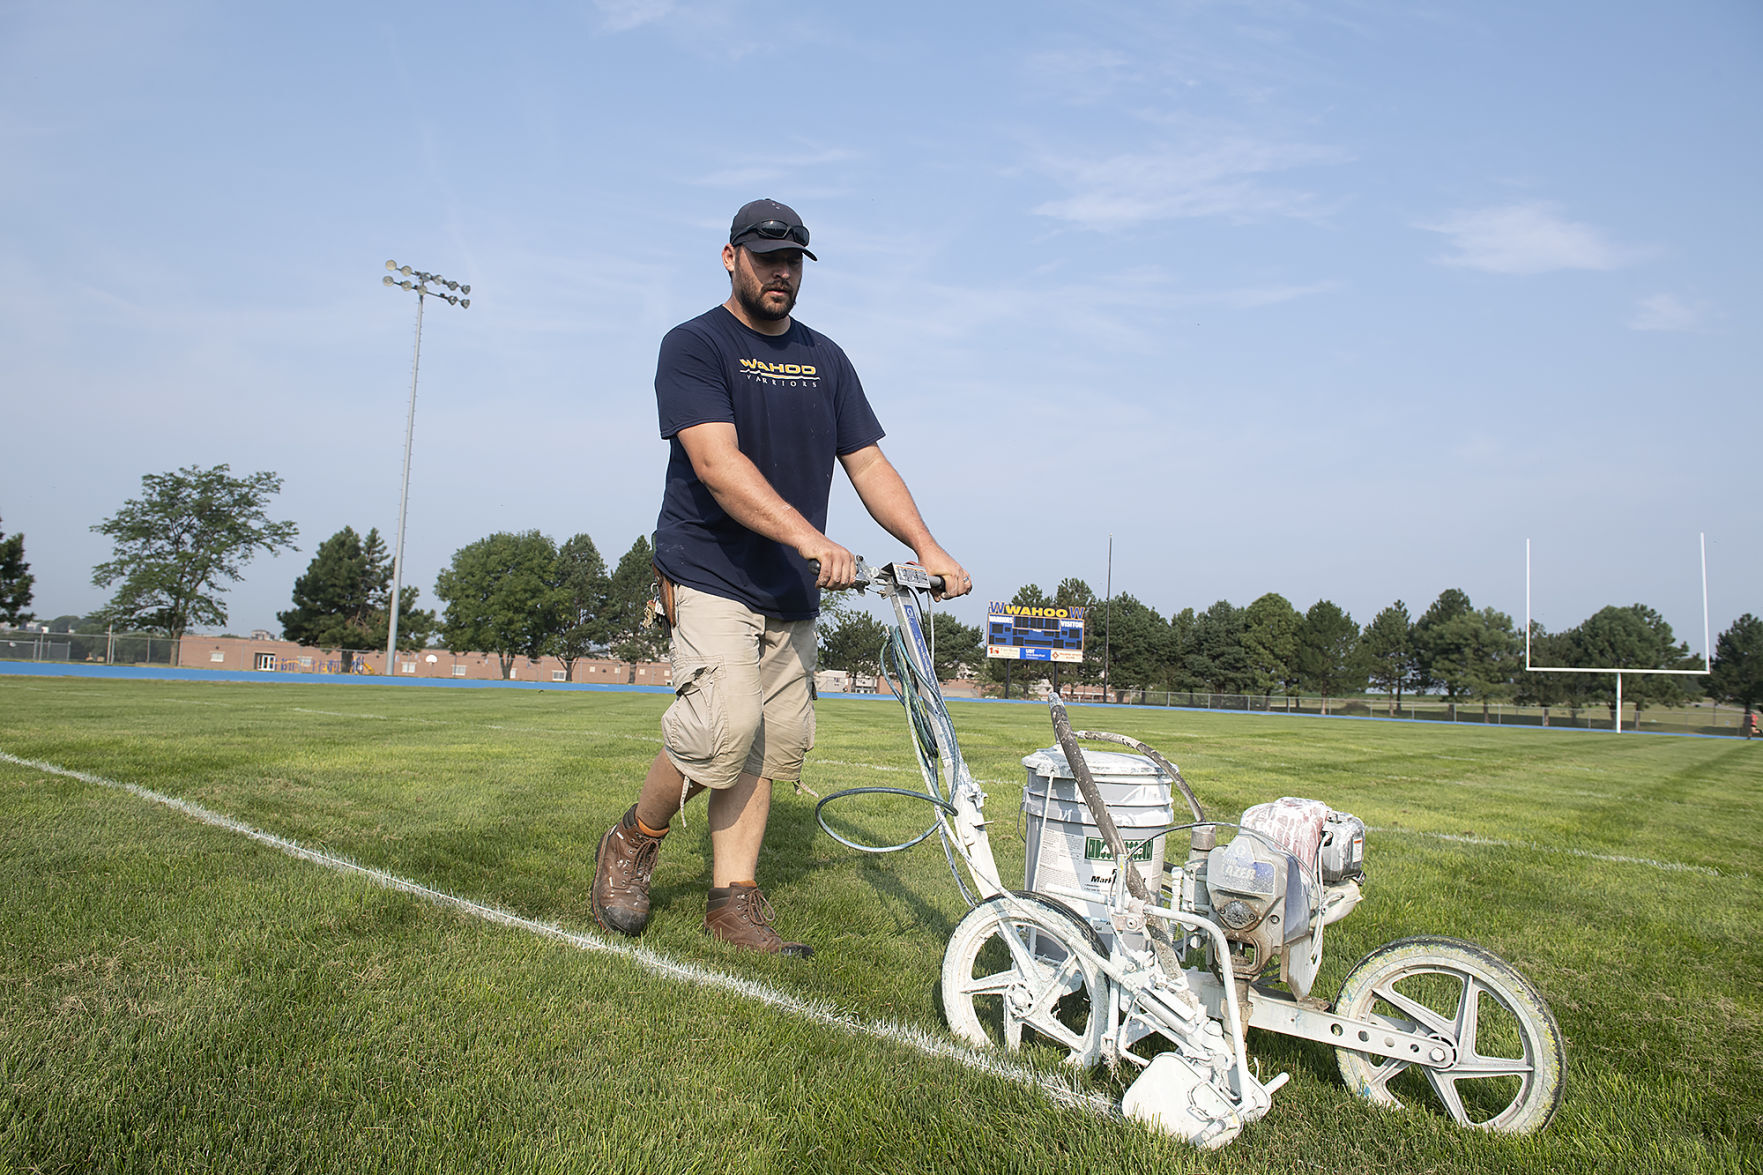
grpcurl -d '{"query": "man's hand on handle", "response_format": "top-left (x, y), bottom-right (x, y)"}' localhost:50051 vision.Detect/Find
top-left (797, 538), bottom-right (857, 589)
top-left (915, 544), bottom-right (971, 600)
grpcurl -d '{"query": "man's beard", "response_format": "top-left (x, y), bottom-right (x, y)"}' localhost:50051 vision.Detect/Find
top-left (735, 272), bottom-right (797, 322)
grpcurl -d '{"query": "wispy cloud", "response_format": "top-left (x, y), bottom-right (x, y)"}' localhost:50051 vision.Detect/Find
top-left (1031, 137), bottom-right (1349, 230)
top-left (593, 0), bottom-right (676, 32)
top-left (1420, 202), bottom-right (1649, 274)
top-left (1629, 292), bottom-right (1714, 333)
top-left (697, 147), bottom-right (863, 191)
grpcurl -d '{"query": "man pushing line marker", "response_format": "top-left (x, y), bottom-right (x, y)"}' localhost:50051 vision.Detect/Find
top-left (591, 199), bottom-right (971, 956)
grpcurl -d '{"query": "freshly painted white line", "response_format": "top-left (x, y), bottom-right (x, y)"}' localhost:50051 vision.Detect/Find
top-left (1, 748), bottom-right (1114, 1118)
top-left (1370, 825), bottom-right (1740, 878)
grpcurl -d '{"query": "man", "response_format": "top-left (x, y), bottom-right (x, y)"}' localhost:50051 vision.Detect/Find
top-left (591, 198), bottom-right (971, 957)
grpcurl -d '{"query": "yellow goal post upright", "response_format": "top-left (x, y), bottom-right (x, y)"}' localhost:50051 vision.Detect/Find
top-left (1524, 534), bottom-right (1712, 732)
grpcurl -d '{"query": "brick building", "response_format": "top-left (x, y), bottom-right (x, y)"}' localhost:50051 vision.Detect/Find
top-left (176, 633), bottom-right (671, 686)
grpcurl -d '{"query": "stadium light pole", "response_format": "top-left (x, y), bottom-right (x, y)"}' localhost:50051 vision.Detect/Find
top-left (380, 260), bottom-right (471, 675)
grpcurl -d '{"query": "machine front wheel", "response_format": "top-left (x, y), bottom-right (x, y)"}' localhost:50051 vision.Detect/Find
top-left (1333, 936), bottom-right (1564, 1134)
top-left (941, 892), bottom-right (1110, 1068)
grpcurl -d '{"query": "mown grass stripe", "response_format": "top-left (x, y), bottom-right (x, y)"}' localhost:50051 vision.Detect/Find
top-left (0, 747), bottom-right (1115, 1119)
top-left (1368, 825), bottom-right (1739, 878)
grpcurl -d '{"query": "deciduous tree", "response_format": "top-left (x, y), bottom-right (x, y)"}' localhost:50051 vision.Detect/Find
top-left (1515, 622), bottom-right (1588, 725)
top-left (0, 516), bottom-right (33, 625)
top-left (1708, 613), bottom-right (1763, 726)
top-left (90, 465), bottom-right (298, 661)
top-left (552, 533), bottom-right (612, 681)
top-left (435, 530), bottom-right (565, 679)
top-left (1573, 604), bottom-right (1694, 725)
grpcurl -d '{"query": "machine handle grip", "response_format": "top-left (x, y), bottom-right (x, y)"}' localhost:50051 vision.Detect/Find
top-left (807, 558), bottom-right (944, 595)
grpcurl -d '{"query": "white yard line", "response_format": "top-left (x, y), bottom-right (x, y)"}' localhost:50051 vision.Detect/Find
top-left (1, 748), bottom-right (1114, 1119)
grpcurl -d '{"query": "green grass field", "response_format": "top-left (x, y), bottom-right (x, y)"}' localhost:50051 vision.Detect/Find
top-left (2, 676), bottom-right (1759, 1174)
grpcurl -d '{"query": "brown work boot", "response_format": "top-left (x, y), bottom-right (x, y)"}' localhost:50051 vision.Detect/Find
top-left (592, 805), bottom-right (664, 936)
top-left (704, 883), bottom-right (813, 958)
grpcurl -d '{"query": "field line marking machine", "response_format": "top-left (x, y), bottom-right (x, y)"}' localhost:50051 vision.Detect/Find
top-left (814, 560), bottom-right (1565, 1150)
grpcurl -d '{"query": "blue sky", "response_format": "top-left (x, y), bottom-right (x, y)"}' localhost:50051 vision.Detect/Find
top-left (4, 0), bottom-right (1758, 654)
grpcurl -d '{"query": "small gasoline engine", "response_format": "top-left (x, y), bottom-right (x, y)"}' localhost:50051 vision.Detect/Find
top-left (1179, 798), bottom-right (1367, 998)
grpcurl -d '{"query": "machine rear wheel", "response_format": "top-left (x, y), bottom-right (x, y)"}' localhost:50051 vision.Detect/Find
top-left (941, 892), bottom-right (1110, 1068)
top-left (1333, 936), bottom-right (1564, 1134)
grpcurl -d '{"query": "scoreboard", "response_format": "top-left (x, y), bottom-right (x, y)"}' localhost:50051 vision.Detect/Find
top-left (987, 603), bottom-right (1085, 664)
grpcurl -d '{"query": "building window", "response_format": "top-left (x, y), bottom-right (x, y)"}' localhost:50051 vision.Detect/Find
top-left (401, 661), bottom-right (416, 674)
top-left (552, 669), bottom-right (567, 682)
top-left (298, 656), bottom-right (313, 668)
top-left (254, 653), bottom-right (275, 671)
top-left (452, 665), bottom-right (467, 677)
top-left (209, 651), bottom-right (226, 663)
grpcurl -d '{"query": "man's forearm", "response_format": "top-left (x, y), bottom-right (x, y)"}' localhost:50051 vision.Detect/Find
top-left (692, 442), bottom-right (823, 551)
top-left (843, 446), bottom-right (936, 554)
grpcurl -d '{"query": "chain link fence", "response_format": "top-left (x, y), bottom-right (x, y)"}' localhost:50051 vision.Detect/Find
top-left (1, 627), bottom-right (178, 666)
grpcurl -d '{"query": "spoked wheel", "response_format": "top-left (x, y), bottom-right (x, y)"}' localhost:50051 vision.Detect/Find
top-left (941, 892), bottom-right (1110, 1068)
top-left (1334, 936), bottom-right (1565, 1134)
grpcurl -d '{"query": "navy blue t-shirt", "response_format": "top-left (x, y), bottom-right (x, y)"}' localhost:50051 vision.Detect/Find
top-left (652, 305), bottom-right (885, 620)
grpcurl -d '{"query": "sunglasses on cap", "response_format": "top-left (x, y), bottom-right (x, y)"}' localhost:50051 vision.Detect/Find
top-left (732, 219), bottom-right (811, 248)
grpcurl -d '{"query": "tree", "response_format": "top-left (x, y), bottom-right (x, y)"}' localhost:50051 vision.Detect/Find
top-left (1460, 606), bottom-right (1522, 720)
top-left (0, 516), bottom-right (34, 625)
top-left (1242, 593), bottom-right (1301, 698)
top-left (606, 537), bottom-right (668, 667)
top-left (1572, 604), bottom-right (1694, 726)
top-left (929, 610), bottom-right (984, 683)
top-left (279, 526), bottom-right (435, 673)
top-left (1167, 607), bottom-right (1199, 691)
top-left (1361, 600), bottom-right (1414, 713)
top-left (1708, 614), bottom-right (1763, 725)
top-left (435, 530), bottom-right (566, 679)
top-left (1186, 600), bottom-right (1250, 694)
top-left (1102, 593), bottom-right (1168, 692)
top-left (1515, 622), bottom-right (1587, 725)
top-left (817, 591), bottom-right (888, 678)
top-left (1412, 588), bottom-right (1473, 697)
top-left (90, 465), bottom-right (298, 661)
top-left (1413, 592), bottom-right (1520, 715)
top-left (1297, 600), bottom-right (1363, 714)
top-left (552, 533), bottom-right (612, 681)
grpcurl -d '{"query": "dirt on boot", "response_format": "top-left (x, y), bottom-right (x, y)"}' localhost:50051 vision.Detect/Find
top-left (592, 805), bottom-right (664, 936)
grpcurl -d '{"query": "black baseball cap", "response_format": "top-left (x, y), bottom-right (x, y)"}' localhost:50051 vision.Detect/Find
top-left (728, 198), bottom-right (817, 261)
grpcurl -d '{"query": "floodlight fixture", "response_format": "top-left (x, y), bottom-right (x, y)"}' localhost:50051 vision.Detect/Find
top-left (379, 257), bottom-right (474, 676)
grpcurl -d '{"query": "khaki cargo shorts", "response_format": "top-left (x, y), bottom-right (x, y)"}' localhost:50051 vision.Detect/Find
top-left (661, 583), bottom-right (818, 790)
